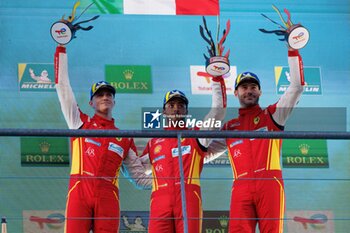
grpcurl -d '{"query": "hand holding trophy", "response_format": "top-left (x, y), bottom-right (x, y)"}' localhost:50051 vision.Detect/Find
top-left (259, 5), bottom-right (310, 50)
top-left (50, 1), bottom-right (99, 45)
top-left (199, 17), bottom-right (231, 77)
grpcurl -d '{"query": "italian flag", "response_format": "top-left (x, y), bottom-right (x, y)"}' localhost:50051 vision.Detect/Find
top-left (83, 0), bottom-right (219, 15)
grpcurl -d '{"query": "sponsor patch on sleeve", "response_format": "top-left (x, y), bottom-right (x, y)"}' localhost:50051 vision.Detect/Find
top-left (108, 142), bottom-right (124, 157)
top-left (172, 145), bottom-right (191, 157)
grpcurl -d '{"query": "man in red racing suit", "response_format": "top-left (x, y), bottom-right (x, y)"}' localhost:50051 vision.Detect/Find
top-left (140, 75), bottom-right (227, 233)
top-left (55, 45), bottom-right (151, 233)
top-left (210, 49), bottom-right (304, 233)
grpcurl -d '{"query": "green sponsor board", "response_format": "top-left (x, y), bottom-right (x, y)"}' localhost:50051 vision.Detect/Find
top-left (202, 211), bottom-right (229, 232)
top-left (275, 66), bottom-right (322, 95)
top-left (21, 137), bottom-right (69, 166)
top-left (105, 65), bottom-right (152, 93)
top-left (282, 139), bottom-right (329, 168)
top-left (119, 210), bottom-right (230, 232)
top-left (18, 63), bottom-right (55, 92)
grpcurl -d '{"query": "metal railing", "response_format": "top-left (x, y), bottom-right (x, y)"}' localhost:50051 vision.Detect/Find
top-left (1, 128), bottom-right (350, 139)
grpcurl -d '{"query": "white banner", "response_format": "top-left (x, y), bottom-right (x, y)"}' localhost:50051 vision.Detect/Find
top-left (286, 210), bottom-right (334, 233)
top-left (23, 210), bottom-right (65, 233)
top-left (190, 65), bottom-right (236, 95)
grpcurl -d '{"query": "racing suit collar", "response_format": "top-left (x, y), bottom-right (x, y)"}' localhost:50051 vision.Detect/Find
top-left (239, 104), bottom-right (262, 116)
top-left (91, 114), bottom-right (116, 128)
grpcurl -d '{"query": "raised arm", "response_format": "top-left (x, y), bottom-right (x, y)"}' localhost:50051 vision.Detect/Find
top-left (198, 76), bottom-right (227, 148)
top-left (197, 17), bottom-right (230, 149)
top-left (196, 76), bottom-right (228, 163)
top-left (272, 49), bottom-right (304, 126)
top-left (55, 46), bottom-right (83, 129)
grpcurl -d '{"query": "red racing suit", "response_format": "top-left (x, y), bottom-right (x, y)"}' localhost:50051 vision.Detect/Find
top-left (222, 50), bottom-right (304, 233)
top-left (141, 78), bottom-right (227, 233)
top-left (55, 46), bottom-right (151, 233)
top-left (143, 134), bottom-right (206, 233)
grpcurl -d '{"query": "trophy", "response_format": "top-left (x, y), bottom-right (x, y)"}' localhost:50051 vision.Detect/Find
top-left (259, 5), bottom-right (310, 50)
top-left (199, 17), bottom-right (231, 77)
top-left (50, 1), bottom-right (99, 45)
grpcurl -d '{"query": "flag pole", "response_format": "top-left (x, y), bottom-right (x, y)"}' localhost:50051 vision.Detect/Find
top-left (1, 217), bottom-right (7, 233)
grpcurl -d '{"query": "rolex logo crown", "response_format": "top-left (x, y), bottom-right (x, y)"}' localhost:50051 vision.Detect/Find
top-left (123, 69), bottom-right (134, 80)
top-left (218, 215), bottom-right (228, 228)
top-left (299, 143), bottom-right (310, 155)
top-left (39, 141), bottom-right (50, 153)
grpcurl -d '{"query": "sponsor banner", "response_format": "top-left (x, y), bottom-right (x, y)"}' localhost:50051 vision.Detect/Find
top-left (203, 211), bottom-right (230, 232)
top-left (105, 65), bottom-right (152, 93)
top-left (23, 210), bottom-right (65, 233)
top-left (275, 66), bottom-right (322, 95)
top-left (18, 63), bottom-right (55, 92)
top-left (21, 137), bottom-right (69, 166)
top-left (190, 65), bottom-right (237, 95)
top-left (120, 211), bottom-right (231, 232)
top-left (286, 210), bottom-right (335, 233)
top-left (120, 211), bottom-right (149, 232)
top-left (282, 139), bottom-right (329, 168)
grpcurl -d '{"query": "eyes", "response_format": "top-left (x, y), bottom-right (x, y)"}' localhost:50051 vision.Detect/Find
top-left (165, 101), bottom-right (187, 111)
top-left (167, 103), bottom-right (186, 109)
top-left (239, 83), bottom-right (259, 91)
top-left (95, 91), bottom-right (114, 98)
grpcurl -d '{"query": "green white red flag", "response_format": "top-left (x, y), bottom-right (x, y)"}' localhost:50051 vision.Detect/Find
top-left (82, 0), bottom-right (219, 15)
